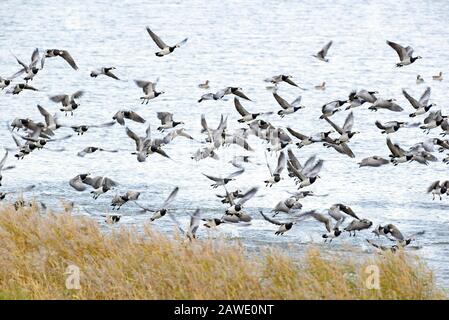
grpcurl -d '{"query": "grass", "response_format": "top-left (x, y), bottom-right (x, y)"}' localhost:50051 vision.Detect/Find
top-left (0, 203), bottom-right (445, 300)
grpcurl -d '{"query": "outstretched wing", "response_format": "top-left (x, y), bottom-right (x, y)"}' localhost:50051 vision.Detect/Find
top-left (146, 26), bottom-right (167, 49)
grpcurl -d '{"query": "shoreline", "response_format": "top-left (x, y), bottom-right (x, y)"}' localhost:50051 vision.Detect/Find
top-left (0, 203), bottom-right (445, 300)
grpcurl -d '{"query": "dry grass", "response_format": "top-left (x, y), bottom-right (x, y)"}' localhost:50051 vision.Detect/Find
top-left (0, 203), bottom-right (445, 300)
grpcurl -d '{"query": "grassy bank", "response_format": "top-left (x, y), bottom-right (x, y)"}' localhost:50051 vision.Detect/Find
top-left (0, 203), bottom-right (445, 300)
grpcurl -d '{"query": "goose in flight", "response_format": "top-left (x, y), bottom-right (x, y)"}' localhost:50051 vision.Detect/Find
top-left (298, 210), bottom-right (343, 242)
top-left (146, 26), bottom-right (188, 57)
top-left (264, 151), bottom-right (286, 187)
top-left (287, 154), bottom-right (323, 188)
top-left (312, 41), bottom-right (333, 62)
top-left (49, 90), bottom-right (84, 116)
top-left (125, 124), bottom-right (171, 162)
top-left (0, 76), bottom-right (12, 90)
top-left (202, 169), bottom-right (244, 189)
top-left (198, 87), bottom-right (251, 103)
top-left (323, 111), bottom-right (358, 144)
top-left (10, 83), bottom-right (38, 95)
top-left (358, 156), bottom-right (389, 167)
top-left (386, 40), bottom-right (422, 67)
top-left (134, 79), bottom-right (164, 104)
top-left (113, 110), bottom-right (146, 126)
top-left (264, 74), bottom-right (306, 90)
top-left (135, 187), bottom-right (179, 221)
top-left (11, 48), bottom-right (44, 83)
top-left (44, 49), bottom-right (78, 70)
top-left (427, 180), bottom-right (449, 200)
top-left (90, 67), bottom-right (120, 80)
top-left (234, 98), bottom-right (272, 123)
top-left (273, 93), bottom-right (305, 118)
top-left (259, 211), bottom-right (298, 235)
top-left (402, 87), bottom-right (434, 117)
top-left (157, 112), bottom-right (184, 131)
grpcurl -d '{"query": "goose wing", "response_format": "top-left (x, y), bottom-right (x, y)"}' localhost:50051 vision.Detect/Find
top-left (146, 26), bottom-right (167, 49)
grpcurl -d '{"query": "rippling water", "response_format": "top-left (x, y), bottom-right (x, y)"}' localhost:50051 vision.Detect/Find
top-left (1, 0), bottom-right (449, 287)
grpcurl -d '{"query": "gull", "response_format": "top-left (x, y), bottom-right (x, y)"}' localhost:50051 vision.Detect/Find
top-left (432, 72), bottom-right (443, 81)
top-left (44, 49), bottom-right (78, 70)
top-left (427, 180), bottom-right (449, 200)
top-left (312, 41), bottom-right (333, 62)
top-left (369, 98), bottom-right (403, 112)
top-left (416, 75), bottom-right (424, 84)
top-left (198, 80), bottom-right (210, 89)
top-left (90, 67), bottom-right (120, 80)
top-left (344, 219), bottom-right (373, 236)
top-left (264, 151), bottom-right (286, 187)
top-left (287, 154), bottom-right (323, 188)
top-left (323, 111), bottom-right (358, 144)
top-left (110, 191), bottom-right (140, 210)
top-left (358, 156), bottom-right (389, 167)
top-left (146, 26), bottom-right (188, 57)
top-left (315, 82), bottom-right (326, 90)
top-left (402, 87), bottom-right (434, 117)
top-left (134, 79), bottom-right (164, 104)
top-left (49, 90), bottom-right (84, 115)
top-left (11, 48), bottom-right (43, 83)
top-left (157, 112), bottom-right (184, 131)
top-left (298, 210), bottom-right (343, 242)
top-left (0, 150), bottom-right (16, 186)
top-left (0, 76), bottom-right (12, 90)
top-left (77, 147), bottom-right (118, 157)
top-left (320, 100), bottom-right (346, 118)
top-left (386, 40), bottom-right (422, 67)
top-left (273, 93), bottom-right (305, 118)
top-left (202, 168), bottom-right (244, 188)
top-left (234, 98), bottom-right (272, 123)
top-left (264, 74), bottom-right (306, 90)
top-left (113, 110), bottom-right (146, 125)
top-left (135, 187), bottom-right (179, 221)
top-left (272, 196), bottom-right (302, 217)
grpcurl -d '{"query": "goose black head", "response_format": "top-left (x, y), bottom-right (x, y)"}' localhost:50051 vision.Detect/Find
top-left (273, 174), bottom-right (281, 182)
top-left (285, 222), bottom-right (293, 230)
top-left (234, 204), bottom-right (242, 212)
top-left (4, 80), bottom-right (10, 85)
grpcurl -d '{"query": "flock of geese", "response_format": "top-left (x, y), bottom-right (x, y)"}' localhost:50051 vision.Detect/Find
top-left (0, 29), bottom-right (446, 253)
